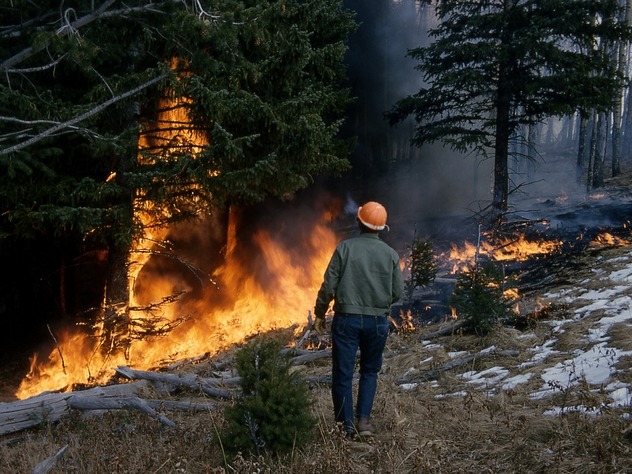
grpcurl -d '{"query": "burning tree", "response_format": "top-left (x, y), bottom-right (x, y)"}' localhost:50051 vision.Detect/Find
top-left (387, 0), bottom-right (629, 223)
top-left (0, 0), bottom-right (355, 391)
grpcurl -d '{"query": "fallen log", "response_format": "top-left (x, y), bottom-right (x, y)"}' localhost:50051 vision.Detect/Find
top-left (421, 320), bottom-right (468, 340)
top-left (289, 349), bottom-right (331, 365)
top-left (0, 379), bottom-right (219, 437)
top-left (115, 366), bottom-right (240, 399)
top-left (67, 395), bottom-right (176, 427)
top-left (0, 381), bottom-right (147, 436)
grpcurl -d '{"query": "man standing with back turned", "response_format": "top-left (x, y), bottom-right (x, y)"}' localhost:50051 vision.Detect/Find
top-left (314, 201), bottom-right (404, 439)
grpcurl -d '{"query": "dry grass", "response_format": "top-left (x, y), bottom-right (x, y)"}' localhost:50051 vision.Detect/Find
top-left (5, 190), bottom-right (632, 472)
top-left (2, 320), bottom-right (632, 473)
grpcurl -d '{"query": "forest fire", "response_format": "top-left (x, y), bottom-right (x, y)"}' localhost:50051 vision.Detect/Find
top-left (16, 209), bottom-right (338, 399)
top-left (14, 81), bottom-right (341, 399)
top-left (589, 231), bottom-right (631, 248)
top-left (444, 232), bottom-right (563, 274)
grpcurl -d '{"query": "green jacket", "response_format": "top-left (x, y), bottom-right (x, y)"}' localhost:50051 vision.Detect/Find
top-left (314, 232), bottom-right (404, 318)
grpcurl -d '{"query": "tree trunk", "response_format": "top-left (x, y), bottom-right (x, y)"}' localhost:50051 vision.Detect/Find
top-left (623, 0), bottom-right (632, 162)
top-left (491, 0), bottom-right (519, 223)
top-left (577, 112), bottom-right (589, 184)
top-left (492, 78), bottom-right (512, 222)
top-left (587, 110), bottom-right (598, 191)
top-left (613, 48), bottom-right (624, 177)
top-left (593, 112), bottom-right (607, 188)
top-left (527, 122), bottom-right (537, 180)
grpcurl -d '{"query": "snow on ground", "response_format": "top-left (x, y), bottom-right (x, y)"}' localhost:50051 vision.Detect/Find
top-left (400, 248), bottom-right (632, 416)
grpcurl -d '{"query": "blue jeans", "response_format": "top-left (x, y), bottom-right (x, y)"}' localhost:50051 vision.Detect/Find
top-left (331, 313), bottom-right (389, 431)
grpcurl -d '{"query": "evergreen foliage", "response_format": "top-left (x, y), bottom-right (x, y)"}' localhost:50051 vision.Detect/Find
top-left (405, 237), bottom-right (437, 301)
top-left (221, 338), bottom-right (316, 455)
top-left (387, 0), bottom-right (629, 216)
top-left (450, 261), bottom-right (515, 335)
top-left (0, 0), bottom-right (356, 321)
top-left (1, 0), bottom-right (355, 244)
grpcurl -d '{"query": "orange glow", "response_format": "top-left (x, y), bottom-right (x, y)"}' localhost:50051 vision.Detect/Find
top-left (444, 233), bottom-right (562, 274)
top-left (16, 71), bottom-right (339, 399)
top-left (503, 287), bottom-right (519, 301)
top-left (589, 232), bottom-right (630, 248)
top-left (16, 210), bottom-right (337, 399)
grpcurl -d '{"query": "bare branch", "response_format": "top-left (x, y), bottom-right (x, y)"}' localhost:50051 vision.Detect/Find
top-left (1, 0), bottom-right (117, 72)
top-left (3, 53), bottom-right (67, 74)
top-left (0, 73), bottom-right (169, 156)
top-left (1, 1), bottom-right (172, 73)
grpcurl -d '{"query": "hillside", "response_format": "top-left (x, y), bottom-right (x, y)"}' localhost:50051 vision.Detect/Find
top-left (2, 175), bottom-right (632, 473)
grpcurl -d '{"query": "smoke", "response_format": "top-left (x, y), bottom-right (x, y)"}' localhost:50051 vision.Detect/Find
top-left (341, 0), bottom-right (492, 246)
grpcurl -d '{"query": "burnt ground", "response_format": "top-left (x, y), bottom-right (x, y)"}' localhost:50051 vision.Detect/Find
top-left (3, 223), bottom-right (632, 472)
top-left (2, 164), bottom-right (632, 471)
top-left (2, 160), bottom-right (632, 403)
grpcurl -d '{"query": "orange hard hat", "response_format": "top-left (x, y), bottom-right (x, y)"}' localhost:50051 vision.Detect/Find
top-left (357, 201), bottom-right (387, 230)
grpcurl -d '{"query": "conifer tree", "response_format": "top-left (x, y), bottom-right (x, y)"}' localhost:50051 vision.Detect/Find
top-left (387, 0), bottom-right (629, 223)
top-left (0, 1), bottom-right (355, 348)
top-left (221, 338), bottom-right (316, 455)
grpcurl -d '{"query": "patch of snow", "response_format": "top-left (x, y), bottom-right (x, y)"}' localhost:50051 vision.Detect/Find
top-left (409, 249), bottom-right (632, 418)
top-left (501, 373), bottom-right (533, 390)
top-left (459, 366), bottom-right (509, 386)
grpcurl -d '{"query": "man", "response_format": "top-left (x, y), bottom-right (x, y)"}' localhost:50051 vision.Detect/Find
top-left (314, 201), bottom-right (404, 438)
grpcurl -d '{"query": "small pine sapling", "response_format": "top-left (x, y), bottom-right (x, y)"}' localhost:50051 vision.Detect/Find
top-left (450, 261), bottom-right (515, 335)
top-left (405, 235), bottom-right (437, 302)
top-left (221, 337), bottom-right (316, 456)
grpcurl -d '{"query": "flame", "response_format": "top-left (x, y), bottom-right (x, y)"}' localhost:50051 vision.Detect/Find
top-left (15, 68), bottom-right (339, 399)
top-left (444, 233), bottom-right (562, 274)
top-left (589, 232), bottom-right (630, 248)
top-left (16, 211), bottom-right (337, 398)
top-left (390, 309), bottom-right (416, 332)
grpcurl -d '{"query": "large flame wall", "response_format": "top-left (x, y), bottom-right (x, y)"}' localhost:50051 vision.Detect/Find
top-left (16, 197), bottom-right (340, 399)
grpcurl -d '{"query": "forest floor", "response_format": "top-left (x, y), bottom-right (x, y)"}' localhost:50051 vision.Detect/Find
top-left (2, 162), bottom-right (632, 473)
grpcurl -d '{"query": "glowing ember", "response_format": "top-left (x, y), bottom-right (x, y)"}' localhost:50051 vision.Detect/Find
top-left (444, 233), bottom-right (562, 273)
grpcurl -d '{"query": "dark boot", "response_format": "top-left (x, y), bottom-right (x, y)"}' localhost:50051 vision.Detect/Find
top-left (357, 417), bottom-right (374, 436)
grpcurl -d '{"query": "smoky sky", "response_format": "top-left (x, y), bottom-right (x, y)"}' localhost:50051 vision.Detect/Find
top-left (339, 1), bottom-right (589, 246)
top-left (340, 0), bottom-right (493, 245)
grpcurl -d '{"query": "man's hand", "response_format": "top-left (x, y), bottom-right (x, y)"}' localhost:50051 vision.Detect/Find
top-left (313, 315), bottom-right (326, 334)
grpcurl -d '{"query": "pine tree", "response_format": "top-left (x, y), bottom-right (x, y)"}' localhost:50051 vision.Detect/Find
top-left (221, 338), bottom-right (316, 455)
top-left (387, 0), bottom-right (629, 223)
top-left (450, 261), bottom-right (515, 335)
top-left (0, 0), bottom-right (355, 350)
